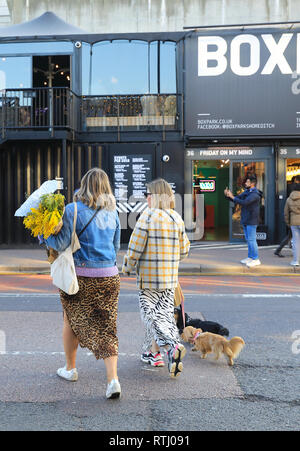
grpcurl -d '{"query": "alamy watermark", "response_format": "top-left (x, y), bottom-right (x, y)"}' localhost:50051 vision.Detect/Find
top-left (117, 193), bottom-right (205, 241)
top-left (291, 71), bottom-right (300, 95)
top-left (291, 330), bottom-right (300, 355)
top-left (0, 330), bottom-right (6, 355)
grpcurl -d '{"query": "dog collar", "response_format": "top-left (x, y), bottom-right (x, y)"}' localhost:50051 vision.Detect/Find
top-left (193, 331), bottom-right (202, 341)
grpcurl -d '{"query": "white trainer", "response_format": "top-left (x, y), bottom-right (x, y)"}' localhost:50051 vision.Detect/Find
top-left (106, 378), bottom-right (121, 399)
top-left (290, 261), bottom-right (299, 266)
top-left (246, 259), bottom-right (261, 268)
top-left (240, 258), bottom-right (252, 264)
top-left (57, 366), bottom-right (78, 382)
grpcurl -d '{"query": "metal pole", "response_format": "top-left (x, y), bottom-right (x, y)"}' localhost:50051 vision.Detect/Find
top-left (183, 20), bottom-right (300, 30)
top-left (62, 139), bottom-right (68, 201)
top-left (88, 44), bottom-right (93, 96)
top-left (1, 90), bottom-right (6, 139)
top-left (157, 41), bottom-right (160, 95)
top-left (48, 56), bottom-right (54, 136)
top-left (148, 42), bottom-right (150, 93)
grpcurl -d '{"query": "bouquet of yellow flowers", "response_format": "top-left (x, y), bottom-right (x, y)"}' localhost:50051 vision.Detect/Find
top-left (23, 193), bottom-right (65, 239)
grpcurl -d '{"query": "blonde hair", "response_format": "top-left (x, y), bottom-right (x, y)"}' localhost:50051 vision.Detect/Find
top-left (146, 178), bottom-right (175, 210)
top-left (74, 168), bottom-right (116, 210)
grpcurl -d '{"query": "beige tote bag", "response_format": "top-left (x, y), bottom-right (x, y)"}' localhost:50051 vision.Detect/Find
top-left (50, 202), bottom-right (81, 295)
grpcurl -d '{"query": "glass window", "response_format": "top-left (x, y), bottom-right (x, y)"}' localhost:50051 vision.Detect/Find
top-left (82, 40), bottom-right (177, 96)
top-left (0, 56), bottom-right (31, 89)
top-left (88, 40), bottom-right (149, 95)
top-left (0, 41), bottom-right (73, 56)
top-left (160, 42), bottom-right (176, 93)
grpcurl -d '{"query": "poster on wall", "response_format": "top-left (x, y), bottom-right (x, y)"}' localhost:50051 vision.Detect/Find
top-left (185, 29), bottom-right (300, 137)
top-left (113, 154), bottom-right (153, 201)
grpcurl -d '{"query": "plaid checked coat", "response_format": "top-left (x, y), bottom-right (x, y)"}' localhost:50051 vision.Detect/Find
top-left (122, 208), bottom-right (190, 289)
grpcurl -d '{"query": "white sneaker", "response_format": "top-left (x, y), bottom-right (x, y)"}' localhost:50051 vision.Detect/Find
top-left (57, 366), bottom-right (78, 382)
top-left (106, 378), bottom-right (121, 399)
top-left (290, 261), bottom-right (299, 266)
top-left (240, 258), bottom-right (252, 264)
top-left (246, 259), bottom-right (261, 268)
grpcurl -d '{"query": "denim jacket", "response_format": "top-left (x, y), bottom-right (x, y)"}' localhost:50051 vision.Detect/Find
top-left (46, 201), bottom-right (120, 268)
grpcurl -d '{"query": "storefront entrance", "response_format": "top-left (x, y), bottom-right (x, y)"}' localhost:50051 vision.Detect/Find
top-left (193, 159), bottom-right (229, 241)
top-left (230, 161), bottom-right (266, 242)
top-left (185, 146), bottom-right (275, 243)
top-left (278, 147), bottom-right (300, 242)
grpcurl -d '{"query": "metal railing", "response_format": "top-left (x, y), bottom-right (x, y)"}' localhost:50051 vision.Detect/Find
top-left (0, 87), bottom-right (79, 137)
top-left (0, 89), bottom-right (182, 138)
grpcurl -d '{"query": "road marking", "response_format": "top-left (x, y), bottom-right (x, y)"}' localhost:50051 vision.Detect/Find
top-left (0, 293), bottom-right (300, 299)
top-left (190, 243), bottom-right (248, 249)
top-left (0, 293), bottom-right (58, 297)
top-left (0, 351), bottom-right (140, 357)
top-left (243, 294), bottom-right (300, 298)
top-left (190, 244), bottom-right (278, 250)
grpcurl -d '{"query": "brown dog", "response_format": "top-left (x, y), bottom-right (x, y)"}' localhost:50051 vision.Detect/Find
top-left (181, 326), bottom-right (245, 366)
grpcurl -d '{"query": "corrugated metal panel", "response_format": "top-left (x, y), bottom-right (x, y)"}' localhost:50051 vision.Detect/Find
top-left (0, 141), bottom-right (103, 246)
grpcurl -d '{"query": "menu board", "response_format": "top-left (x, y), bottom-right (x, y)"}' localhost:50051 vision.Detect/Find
top-left (113, 154), bottom-right (153, 201)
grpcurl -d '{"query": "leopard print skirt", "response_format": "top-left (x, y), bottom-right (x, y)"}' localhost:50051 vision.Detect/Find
top-left (60, 275), bottom-right (120, 360)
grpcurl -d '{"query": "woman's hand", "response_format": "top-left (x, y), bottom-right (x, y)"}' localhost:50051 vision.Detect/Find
top-left (53, 219), bottom-right (63, 235)
top-left (122, 264), bottom-right (131, 276)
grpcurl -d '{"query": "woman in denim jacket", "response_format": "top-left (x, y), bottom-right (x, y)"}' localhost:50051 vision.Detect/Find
top-left (46, 168), bottom-right (121, 399)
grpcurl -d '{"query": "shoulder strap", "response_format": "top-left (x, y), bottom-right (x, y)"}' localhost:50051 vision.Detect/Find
top-left (71, 202), bottom-right (81, 253)
top-left (78, 206), bottom-right (101, 238)
top-left (72, 202), bottom-right (78, 231)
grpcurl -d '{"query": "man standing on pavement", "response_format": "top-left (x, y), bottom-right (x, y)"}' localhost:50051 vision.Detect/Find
top-left (274, 175), bottom-right (300, 257)
top-left (224, 175), bottom-right (263, 267)
top-left (284, 181), bottom-right (300, 266)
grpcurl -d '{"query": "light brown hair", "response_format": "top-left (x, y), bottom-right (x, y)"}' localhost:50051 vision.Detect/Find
top-left (73, 168), bottom-right (116, 210)
top-left (146, 178), bottom-right (175, 210)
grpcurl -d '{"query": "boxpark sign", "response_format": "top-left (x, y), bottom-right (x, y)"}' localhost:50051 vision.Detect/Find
top-left (185, 30), bottom-right (300, 137)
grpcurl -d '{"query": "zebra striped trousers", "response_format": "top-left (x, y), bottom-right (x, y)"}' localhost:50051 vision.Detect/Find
top-left (139, 288), bottom-right (180, 353)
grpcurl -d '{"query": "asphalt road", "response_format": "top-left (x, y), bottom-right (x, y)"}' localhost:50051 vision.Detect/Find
top-left (0, 275), bottom-right (299, 432)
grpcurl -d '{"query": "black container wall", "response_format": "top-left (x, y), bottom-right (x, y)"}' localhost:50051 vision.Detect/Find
top-left (0, 141), bottom-right (103, 246)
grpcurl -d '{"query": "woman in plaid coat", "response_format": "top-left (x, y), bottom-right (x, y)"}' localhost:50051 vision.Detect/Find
top-left (122, 178), bottom-right (190, 378)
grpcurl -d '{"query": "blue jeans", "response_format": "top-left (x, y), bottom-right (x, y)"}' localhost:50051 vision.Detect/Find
top-left (243, 225), bottom-right (258, 260)
top-left (291, 226), bottom-right (300, 263)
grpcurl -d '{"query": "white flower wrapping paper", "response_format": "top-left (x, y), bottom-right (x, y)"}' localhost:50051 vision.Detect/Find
top-left (14, 179), bottom-right (62, 217)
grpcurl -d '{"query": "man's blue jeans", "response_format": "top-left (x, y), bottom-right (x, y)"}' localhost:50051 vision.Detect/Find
top-left (243, 225), bottom-right (258, 260)
top-left (291, 226), bottom-right (300, 263)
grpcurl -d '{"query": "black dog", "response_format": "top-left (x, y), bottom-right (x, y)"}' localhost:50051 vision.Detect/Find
top-left (174, 306), bottom-right (229, 336)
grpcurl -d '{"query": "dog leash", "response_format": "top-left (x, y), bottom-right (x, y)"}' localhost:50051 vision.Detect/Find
top-left (177, 282), bottom-right (185, 329)
top-left (181, 298), bottom-right (185, 329)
